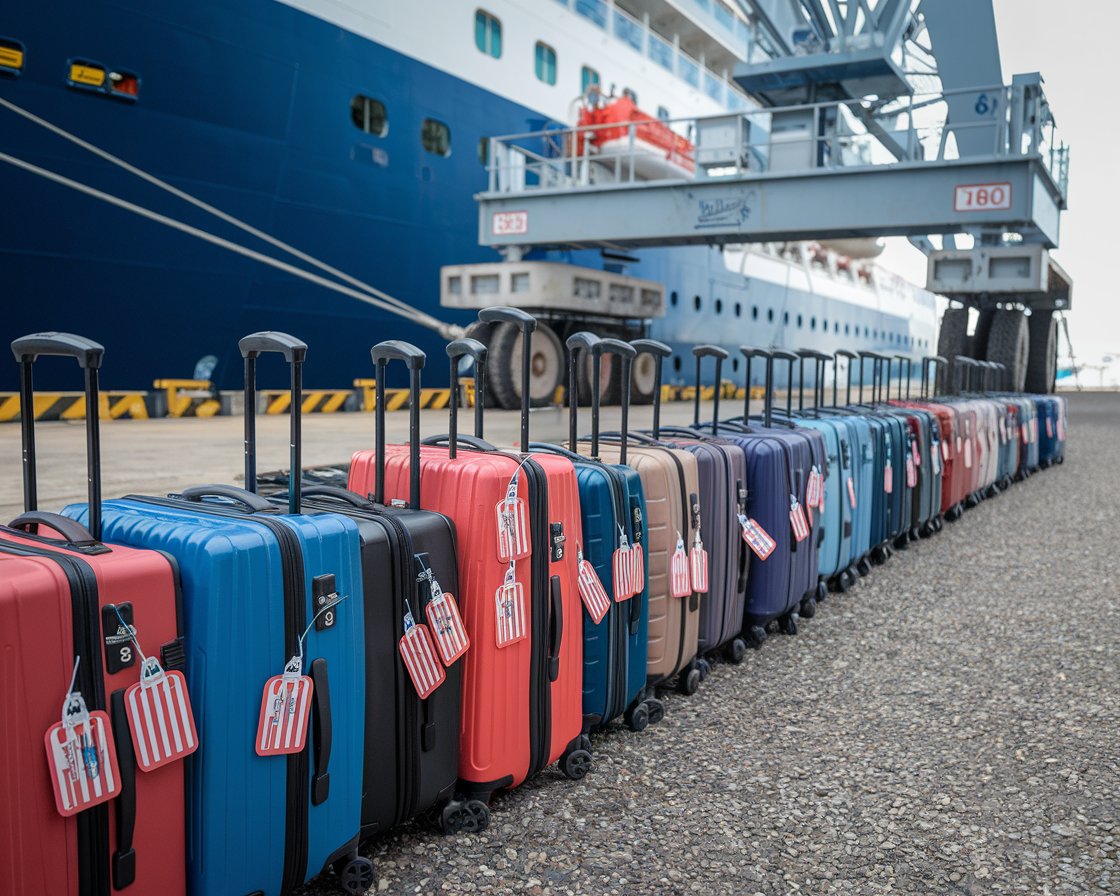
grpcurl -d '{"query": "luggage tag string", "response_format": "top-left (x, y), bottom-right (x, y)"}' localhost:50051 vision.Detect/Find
top-left (109, 604), bottom-right (157, 677)
top-left (59, 655), bottom-right (99, 780)
top-left (288, 596), bottom-right (349, 677)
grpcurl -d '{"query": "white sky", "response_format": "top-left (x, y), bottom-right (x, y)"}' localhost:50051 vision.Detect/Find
top-left (877, 0), bottom-right (1117, 375)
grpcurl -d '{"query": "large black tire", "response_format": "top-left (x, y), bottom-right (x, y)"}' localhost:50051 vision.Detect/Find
top-left (1025, 310), bottom-right (1057, 394)
top-left (629, 348), bottom-right (658, 406)
top-left (488, 321), bottom-right (565, 410)
top-left (972, 308), bottom-right (997, 361)
top-left (463, 320), bottom-right (499, 410)
top-left (985, 309), bottom-right (1029, 392)
top-left (575, 332), bottom-right (624, 406)
top-left (937, 307), bottom-right (968, 393)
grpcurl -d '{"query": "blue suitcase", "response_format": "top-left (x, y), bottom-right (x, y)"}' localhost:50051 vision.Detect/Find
top-left (66, 333), bottom-right (367, 896)
top-left (530, 334), bottom-right (659, 732)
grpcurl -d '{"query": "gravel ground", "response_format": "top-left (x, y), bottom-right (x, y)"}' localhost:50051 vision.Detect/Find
top-left (299, 392), bottom-right (1116, 895)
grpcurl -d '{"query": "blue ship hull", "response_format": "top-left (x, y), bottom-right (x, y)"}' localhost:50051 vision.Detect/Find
top-left (0, 0), bottom-right (925, 391)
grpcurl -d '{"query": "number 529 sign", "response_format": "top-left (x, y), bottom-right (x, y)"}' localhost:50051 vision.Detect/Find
top-left (954, 182), bottom-right (1011, 212)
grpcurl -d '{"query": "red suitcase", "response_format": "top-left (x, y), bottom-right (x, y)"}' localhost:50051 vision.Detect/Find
top-left (1, 334), bottom-right (187, 896)
top-left (348, 311), bottom-right (590, 804)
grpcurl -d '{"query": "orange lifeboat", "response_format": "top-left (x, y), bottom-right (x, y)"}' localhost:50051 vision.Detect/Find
top-left (577, 97), bottom-right (695, 180)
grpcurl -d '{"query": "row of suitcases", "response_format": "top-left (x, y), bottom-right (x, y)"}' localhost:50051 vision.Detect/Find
top-left (0, 314), bottom-right (1067, 896)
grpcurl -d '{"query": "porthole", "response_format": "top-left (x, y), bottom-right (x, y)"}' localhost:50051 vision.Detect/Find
top-left (732, 357), bottom-right (740, 372)
top-left (768, 309), bottom-right (774, 322)
top-left (783, 311), bottom-right (789, 325)
top-left (796, 314), bottom-right (803, 329)
top-left (694, 295), bottom-right (702, 311)
top-left (810, 316), bottom-right (817, 331)
top-left (751, 306), bottom-right (759, 320)
top-left (734, 302), bottom-right (742, 318)
top-left (351, 95), bottom-right (388, 137)
top-left (421, 118), bottom-right (451, 157)
top-left (670, 290), bottom-right (679, 307)
top-left (672, 355), bottom-right (682, 372)
top-left (715, 298), bottom-right (723, 314)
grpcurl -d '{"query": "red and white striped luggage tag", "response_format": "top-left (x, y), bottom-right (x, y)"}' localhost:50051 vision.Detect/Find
top-left (109, 606), bottom-right (198, 773)
top-left (576, 545), bottom-right (611, 624)
top-left (805, 464), bottom-right (823, 511)
top-left (1021, 422), bottom-right (1029, 445)
top-left (494, 564), bottom-right (528, 648)
top-left (738, 514), bottom-right (776, 561)
top-left (999, 415), bottom-right (1007, 444)
top-left (257, 596), bottom-right (345, 756)
top-left (669, 532), bottom-right (691, 598)
top-left (1057, 415), bottom-right (1065, 440)
top-left (847, 475), bottom-right (857, 509)
top-left (883, 462), bottom-right (894, 494)
top-left (1046, 416), bottom-right (1054, 438)
top-left (45, 658), bottom-right (121, 817)
top-left (612, 528), bottom-right (635, 601)
top-left (911, 437), bottom-right (921, 468)
top-left (398, 604), bottom-right (445, 700)
top-left (964, 435), bottom-right (973, 468)
top-left (689, 529), bottom-right (709, 594)
top-left (905, 451), bottom-right (918, 489)
top-left (1031, 417), bottom-right (1038, 443)
top-left (789, 495), bottom-right (810, 543)
top-left (418, 565), bottom-right (469, 666)
top-left (931, 434), bottom-right (942, 475)
top-left (495, 470), bottom-right (531, 563)
top-left (630, 540), bottom-right (645, 595)
top-left (943, 437), bottom-right (951, 462)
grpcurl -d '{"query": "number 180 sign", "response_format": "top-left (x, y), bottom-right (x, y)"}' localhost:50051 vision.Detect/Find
top-left (954, 182), bottom-right (1011, 212)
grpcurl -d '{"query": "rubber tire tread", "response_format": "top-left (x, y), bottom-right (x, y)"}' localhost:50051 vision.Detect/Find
top-left (1025, 310), bottom-right (1057, 394)
top-left (985, 309), bottom-right (1029, 392)
top-left (937, 307), bottom-right (968, 393)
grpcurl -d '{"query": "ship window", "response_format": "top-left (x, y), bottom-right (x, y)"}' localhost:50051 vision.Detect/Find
top-left (0, 39), bottom-right (25, 75)
top-left (693, 295), bottom-right (702, 311)
top-left (767, 309), bottom-right (774, 322)
top-left (478, 137), bottom-right (489, 165)
top-left (811, 316), bottom-right (817, 331)
top-left (834, 322), bottom-right (839, 333)
top-left (864, 327), bottom-right (869, 337)
top-left (581, 65), bottom-right (600, 94)
top-left (670, 290), bottom-right (679, 307)
top-left (657, 106), bottom-right (670, 122)
top-left (734, 302), bottom-right (742, 318)
top-left (715, 298), bottom-right (723, 314)
top-left (732, 358), bottom-right (740, 372)
top-left (796, 314), bottom-right (803, 329)
top-left (844, 323), bottom-right (850, 335)
top-left (535, 42), bottom-right (557, 85)
top-left (783, 311), bottom-right (789, 325)
top-left (751, 306), bottom-right (758, 320)
top-left (622, 87), bottom-right (638, 104)
top-left (673, 355), bottom-right (682, 373)
top-left (475, 10), bottom-right (502, 58)
top-left (421, 118), bottom-right (451, 157)
top-left (351, 95), bottom-right (388, 137)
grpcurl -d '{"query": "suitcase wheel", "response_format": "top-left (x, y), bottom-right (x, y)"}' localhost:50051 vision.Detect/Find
top-left (798, 595), bottom-right (817, 619)
top-left (817, 581), bottom-right (828, 603)
top-left (893, 534), bottom-right (910, 551)
top-left (625, 701), bottom-right (650, 733)
top-left (560, 745), bottom-right (593, 781)
top-left (337, 856), bottom-right (374, 895)
top-left (778, 611), bottom-right (798, 636)
top-left (645, 698), bottom-right (666, 725)
top-left (439, 798), bottom-right (491, 835)
top-left (745, 625), bottom-right (767, 650)
top-left (677, 666), bottom-right (701, 696)
top-left (697, 658), bottom-right (712, 681)
top-left (726, 637), bottom-right (748, 665)
top-left (856, 557), bottom-right (872, 577)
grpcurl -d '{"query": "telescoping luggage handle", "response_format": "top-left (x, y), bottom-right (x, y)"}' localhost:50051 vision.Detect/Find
top-left (370, 340), bottom-right (426, 509)
top-left (445, 337), bottom-right (487, 459)
top-left (921, 356), bottom-right (947, 399)
top-left (797, 349), bottom-right (831, 415)
top-left (740, 347), bottom-right (781, 427)
top-left (566, 333), bottom-right (635, 464)
top-left (239, 331), bottom-right (308, 515)
top-left (10, 332), bottom-right (107, 543)
top-left (692, 345), bottom-right (728, 431)
top-left (833, 349), bottom-right (857, 407)
top-left (477, 306), bottom-right (536, 452)
top-left (630, 339), bottom-right (671, 440)
top-left (894, 355), bottom-right (913, 401)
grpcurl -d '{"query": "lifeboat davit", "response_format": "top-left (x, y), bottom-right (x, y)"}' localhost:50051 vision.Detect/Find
top-left (577, 97), bottom-right (695, 180)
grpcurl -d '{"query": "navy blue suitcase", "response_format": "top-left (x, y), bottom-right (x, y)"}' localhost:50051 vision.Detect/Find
top-left (66, 333), bottom-right (367, 896)
top-left (529, 334), bottom-right (659, 732)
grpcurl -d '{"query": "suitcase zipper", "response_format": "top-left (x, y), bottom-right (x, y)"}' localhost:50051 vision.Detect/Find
top-left (603, 468), bottom-right (629, 721)
top-left (126, 496), bottom-right (311, 893)
top-left (521, 458), bottom-right (552, 780)
top-left (0, 541), bottom-right (109, 896)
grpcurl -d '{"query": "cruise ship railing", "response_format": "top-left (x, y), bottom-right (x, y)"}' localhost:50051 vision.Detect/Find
top-left (485, 80), bottom-right (1069, 200)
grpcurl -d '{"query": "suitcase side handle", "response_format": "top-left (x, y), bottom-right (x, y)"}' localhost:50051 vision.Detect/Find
top-left (11, 331), bottom-right (106, 540)
top-left (239, 331), bottom-right (309, 514)
top-left (565, 332), bottom-right (598, 458)
top-left (478, 307), bottom-right (535, 451)
top-left (309, 658), bottom-right (332, 805)
top-left (630, 339), bottom-right (670, 441)
top-left (299, 485), bottom-right (371, 508)
top-left (446, 338), bottom-right (487, 456)
top-left (594, 339), bottom-right (635, 464)
top-left (547, 575), bottom-right (563, 683)
top-left (691, 345), bottom-right (727, 430)
top-left (371, 340), bottom-right (426, 508)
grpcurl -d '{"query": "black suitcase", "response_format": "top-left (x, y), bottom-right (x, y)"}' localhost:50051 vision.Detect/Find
top-left (260, 340), bottom-right (479, 841)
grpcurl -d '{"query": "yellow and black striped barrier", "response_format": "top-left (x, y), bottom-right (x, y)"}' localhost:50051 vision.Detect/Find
top-left (352, 379), bottom-right (476, 413)
top-left (262, 388), bottom-right (355, 414)
top-left (0, 391), bottom-right (150, 422)
top-left (660, 381), bottom-right (764, 403)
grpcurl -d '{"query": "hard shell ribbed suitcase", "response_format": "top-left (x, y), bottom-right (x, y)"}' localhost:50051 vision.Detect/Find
top-left (590, 339), bottom-right (705, 694)
top-left (266, 341), bottom-right (471, 840)
top-left (64, 333), bottom-right (368, 896)
top-left (347, 308), bottom-right (590, 802)
top-left (1, 334), bottom-right (187, 896)
top-left (530, 334), bottom-right (659, 731)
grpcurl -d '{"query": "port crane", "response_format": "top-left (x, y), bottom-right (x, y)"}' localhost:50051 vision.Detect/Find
top-left (445, 0), bottom-right (1071, 405)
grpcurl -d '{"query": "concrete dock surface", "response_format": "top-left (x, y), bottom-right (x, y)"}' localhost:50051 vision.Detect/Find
top-left (1, 392), bottom-right (1115, 894)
